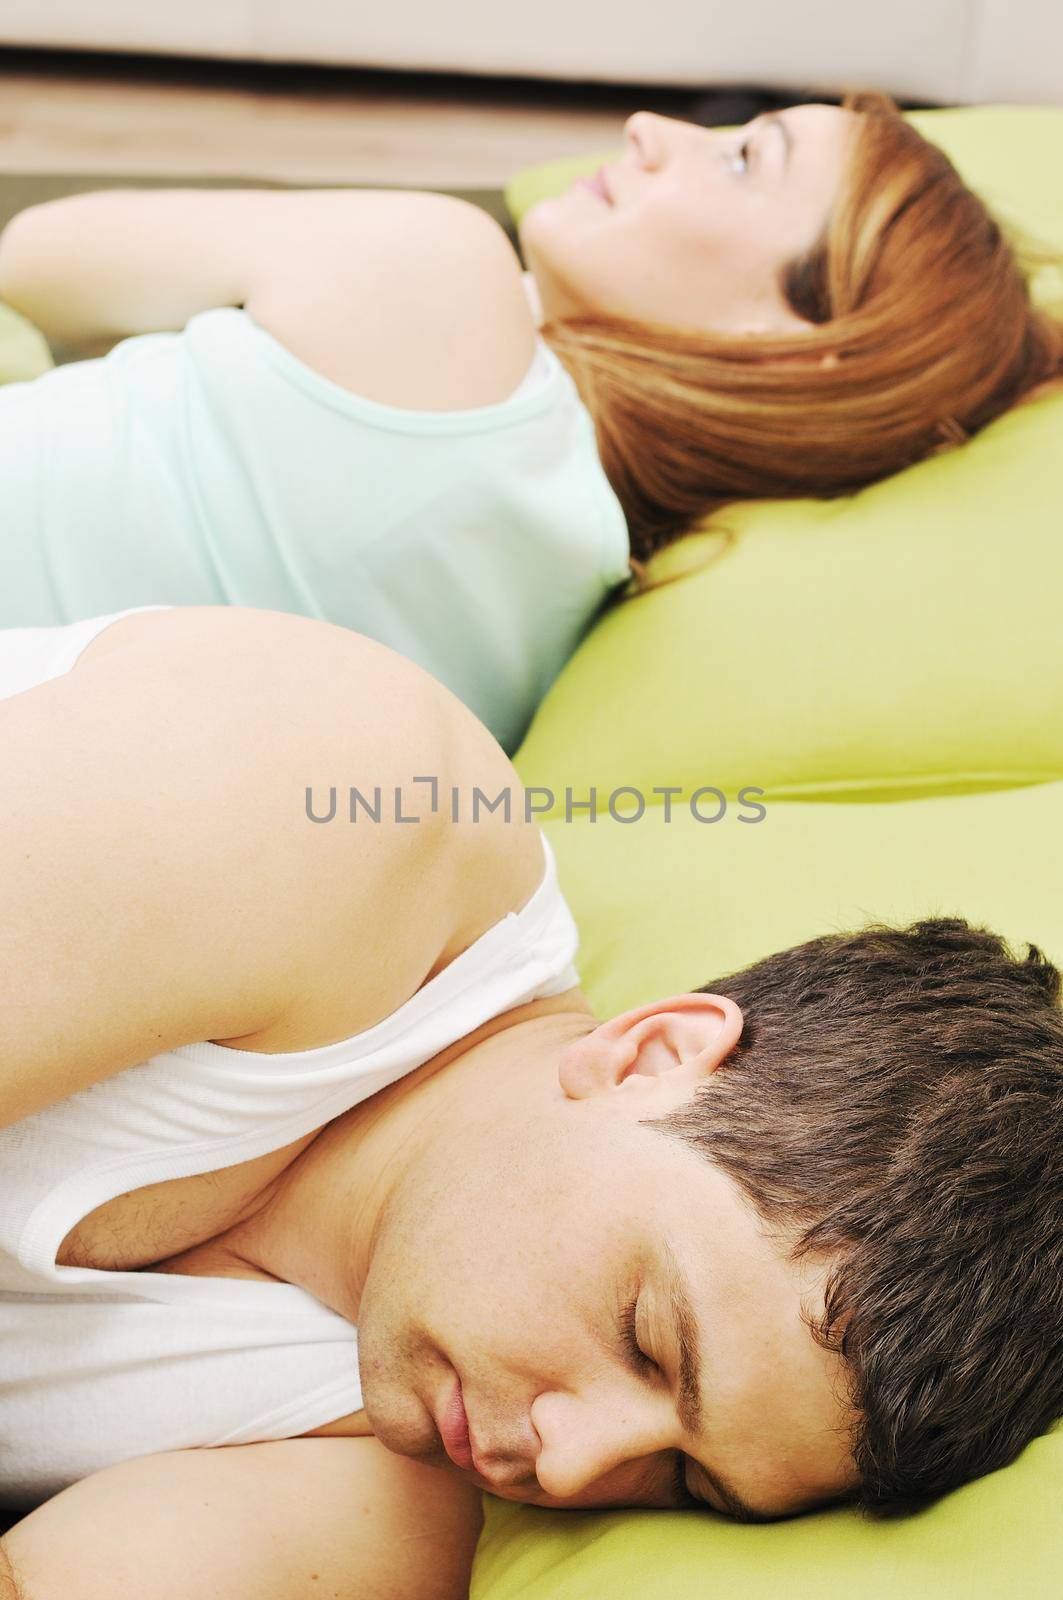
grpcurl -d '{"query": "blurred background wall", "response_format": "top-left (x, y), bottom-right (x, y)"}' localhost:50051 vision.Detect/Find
top-left (0, 3), bottom-right (1056, 231)
top-left (1, 0), bottom-right (1061, 103)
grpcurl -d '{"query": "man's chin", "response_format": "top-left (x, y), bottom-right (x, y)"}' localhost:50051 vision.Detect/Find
top-left (356, 1388), bottom-right (439, 1467)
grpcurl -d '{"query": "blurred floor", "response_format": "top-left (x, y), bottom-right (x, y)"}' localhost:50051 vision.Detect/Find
top-left (0, 47), bottom-right (732, 185)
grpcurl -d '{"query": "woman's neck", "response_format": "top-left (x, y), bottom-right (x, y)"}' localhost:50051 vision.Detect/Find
top-left (521, 270), bottom-right (545, 329)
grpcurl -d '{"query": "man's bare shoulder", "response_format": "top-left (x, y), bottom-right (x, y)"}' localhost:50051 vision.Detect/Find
top-left (0, 603), bottom-right (552, 1116)
top-left (74, 605), bottom-right (546, 1040)
top-left (429, 676), bottom-right (553, 952)
top-left (76, 606), bottom-right (455, 790)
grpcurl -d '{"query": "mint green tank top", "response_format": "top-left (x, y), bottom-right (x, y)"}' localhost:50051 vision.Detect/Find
top-left (0, 306), bottom-right (631, 752)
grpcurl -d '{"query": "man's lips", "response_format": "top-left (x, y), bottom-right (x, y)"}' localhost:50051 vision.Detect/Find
top-left (435, 1375), bottom-right (537, 1490)
top-left (438, 1375), bottom-right (476, 1470)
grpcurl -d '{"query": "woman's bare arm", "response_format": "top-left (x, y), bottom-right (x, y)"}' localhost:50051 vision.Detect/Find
top-left (0, 187), bottom-right (500, 344)
top-left (1, 1436), bottom-right (485, 1600)
top-left (0, 188), bottom-right (536, 407)
top-left (0, 187), bottom-right (256, 346)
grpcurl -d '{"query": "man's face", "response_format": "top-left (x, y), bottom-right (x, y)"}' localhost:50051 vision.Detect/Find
top-left (353, 1000), bottom-right (859, 1518)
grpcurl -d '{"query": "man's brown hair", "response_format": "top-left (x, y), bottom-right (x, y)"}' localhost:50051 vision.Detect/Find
top-left (641, 918), bottom-right (1063, 1513)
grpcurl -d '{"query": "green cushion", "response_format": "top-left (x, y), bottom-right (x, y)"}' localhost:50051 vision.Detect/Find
top-left (473, 1426), bottom-right (1061, 1600)
top-left (491, 103), bottom-right (1063, 1600)
top-left (0, 299), bottom-right (52, 385)
top-left (507, 108), bottom-right (1063, 809)
top-left (470, 778), bottom-right (1063, 1599)
top-left (539, 779), bottom-right (1063, 1039)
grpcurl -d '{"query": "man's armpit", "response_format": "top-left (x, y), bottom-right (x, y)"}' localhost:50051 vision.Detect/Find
top-left (0, 1541), bottom-right (29, 1600)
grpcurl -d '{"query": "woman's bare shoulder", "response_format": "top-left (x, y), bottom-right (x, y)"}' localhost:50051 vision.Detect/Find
top-left (244, 189), bottom-right (540, 412)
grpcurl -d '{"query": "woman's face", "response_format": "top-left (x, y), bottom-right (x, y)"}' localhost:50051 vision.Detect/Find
top-left (519, 103), bottom-right (860, 337)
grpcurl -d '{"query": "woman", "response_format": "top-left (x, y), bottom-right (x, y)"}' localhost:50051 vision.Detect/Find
top-left (1, 91), bottom-right (1059, 752)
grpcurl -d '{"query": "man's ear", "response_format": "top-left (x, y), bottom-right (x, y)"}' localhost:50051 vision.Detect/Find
top-left (558, 993), bottom-right (743, 1099)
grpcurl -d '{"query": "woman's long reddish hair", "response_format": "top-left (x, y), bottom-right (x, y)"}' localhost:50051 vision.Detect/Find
top-left (539, 91), bottom-right (1063, 583)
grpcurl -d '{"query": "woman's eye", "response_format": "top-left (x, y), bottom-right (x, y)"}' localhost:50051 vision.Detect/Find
top-left (729, 137), bottom-right (751, 176)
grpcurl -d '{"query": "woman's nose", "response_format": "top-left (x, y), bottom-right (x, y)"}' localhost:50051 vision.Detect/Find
top-left (531, 1389), bottom-right (673, 1502)
top-left (623, 111), bottom-right (714, 177)
top-left (622, 111), bottom-right (662, 170)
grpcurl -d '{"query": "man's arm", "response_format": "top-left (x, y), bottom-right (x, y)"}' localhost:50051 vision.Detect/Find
top-left (0, 1545), bottom-right (24, 1599)
top-left (0, 605), bottom-right (457, 1130)
top-left (1, 1436), bottom-right (485, 1600)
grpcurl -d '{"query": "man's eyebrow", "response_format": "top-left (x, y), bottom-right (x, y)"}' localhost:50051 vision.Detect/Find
top-left (761, 112), bottom-right (793, 173)
top-left (710, 1476), bottom-right (773, 1522)
top-left (661, 1236), bottom-right (704, 1438)
top-left (661, 1238), bottom-right (771, 1524)
top-left (671, 1453), bottom-right (770, 1522)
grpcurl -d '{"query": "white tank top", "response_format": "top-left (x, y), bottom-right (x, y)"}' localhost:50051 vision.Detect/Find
top-left (0, 605), bottom-right (581, 1509)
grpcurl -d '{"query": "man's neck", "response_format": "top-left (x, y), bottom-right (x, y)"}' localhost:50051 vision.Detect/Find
top-left (227, 992), bottom-right (598, 1319)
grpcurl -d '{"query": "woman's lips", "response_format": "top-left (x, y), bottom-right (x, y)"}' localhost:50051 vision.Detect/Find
top-left (578, 167), bottom-right (611, 203)
top-left (438, 1375), bottom-right (476, 1471)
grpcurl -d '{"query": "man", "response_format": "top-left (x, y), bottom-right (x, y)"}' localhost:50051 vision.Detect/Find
top-left (1, 604), bottom-right (1060, 1600)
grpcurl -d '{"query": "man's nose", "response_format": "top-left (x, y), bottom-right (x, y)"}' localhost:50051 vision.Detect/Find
top-left (531, 1390), bottom-right (673, 1502)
